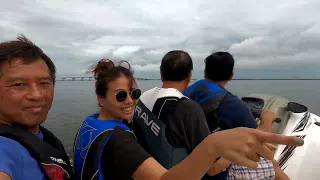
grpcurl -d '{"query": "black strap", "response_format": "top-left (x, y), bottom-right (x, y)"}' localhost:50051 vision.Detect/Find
top-left (134, 100), bottom-right (189, 169)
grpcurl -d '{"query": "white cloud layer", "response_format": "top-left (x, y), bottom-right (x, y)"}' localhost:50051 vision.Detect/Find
top-left (0, 0), bottom-right (319, 78)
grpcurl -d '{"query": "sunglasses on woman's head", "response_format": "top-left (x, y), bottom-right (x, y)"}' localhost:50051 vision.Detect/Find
top-left (115, 88), bottom-right (141, 102)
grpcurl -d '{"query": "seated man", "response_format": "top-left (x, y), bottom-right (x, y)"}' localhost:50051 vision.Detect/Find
top-left (133, 50), bottom-right (224, 179)
top-left (183, 51), bottom-right (289, 180)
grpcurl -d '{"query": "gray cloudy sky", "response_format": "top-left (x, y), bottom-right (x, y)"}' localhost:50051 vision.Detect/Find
top-left (0, 0), bottom-right (320, 79)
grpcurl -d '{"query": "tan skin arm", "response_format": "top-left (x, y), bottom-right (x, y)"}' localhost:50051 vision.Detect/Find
top-left (0, 172), bottom-right (12, 180)
top-left (132, 140), bottom-right (217, 180)
top-left (207, 158), bottom-right (231, 176)
top-left (205, 111), bottom-right (278, 176)
top-left (205, 111), bottom-right (277, 176)
top-left (131, 127), bottom-right (303, 180)
top-left (207, 144), bottom-right (290, 179)
top-left (205, 109), bottom-right (279, 176)
top-left (206, 143), bottom-right (285, 178)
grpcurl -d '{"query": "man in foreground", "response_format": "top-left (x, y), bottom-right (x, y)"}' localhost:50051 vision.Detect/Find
top-left (183, 51), bottom-right (289, 179)
top-left (0, 35), bottom-right (74, 180)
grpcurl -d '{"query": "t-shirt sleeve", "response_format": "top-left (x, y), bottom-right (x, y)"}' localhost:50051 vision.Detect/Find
top-left (0, 137), bottom-right (22, 180)
top-left (218, 94), bottom-right (258, 129)
top-left (101, 127), bottom-right (151, 180)
top-left (173, 99), bottom-right (211, 151)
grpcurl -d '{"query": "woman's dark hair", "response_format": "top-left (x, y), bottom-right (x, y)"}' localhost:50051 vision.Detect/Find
top-left (89, 59), bottom-right (137, 98)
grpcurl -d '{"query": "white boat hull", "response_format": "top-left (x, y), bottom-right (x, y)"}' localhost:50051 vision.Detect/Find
top-left (241, 94), bottom-right (320, 180)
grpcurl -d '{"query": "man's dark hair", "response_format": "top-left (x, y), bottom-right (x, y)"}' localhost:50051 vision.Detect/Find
top-left (0, 34), bottom-right (56, 82)
top-left (160, 50), bottom-right (193, 81)
top-left (205, 51), bottom-right (234, 81)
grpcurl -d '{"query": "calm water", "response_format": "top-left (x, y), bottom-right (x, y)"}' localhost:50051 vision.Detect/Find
top-left (43, 80), bottom-right (320, 154)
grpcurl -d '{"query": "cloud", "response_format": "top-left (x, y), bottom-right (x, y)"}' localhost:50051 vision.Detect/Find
top-left (0, 0), bottom-right (319, 78)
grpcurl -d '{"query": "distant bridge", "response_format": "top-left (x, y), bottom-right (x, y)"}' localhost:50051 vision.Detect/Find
top-left (55, 77), bottom-right (319, 81)
top-left (56, 76), bottom-right (94, 81)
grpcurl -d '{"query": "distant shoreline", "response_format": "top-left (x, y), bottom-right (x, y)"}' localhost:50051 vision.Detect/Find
top-left (55, 77), bottom-right (320, 81)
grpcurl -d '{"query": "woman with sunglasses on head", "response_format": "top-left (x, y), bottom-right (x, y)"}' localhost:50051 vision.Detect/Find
top-left (72, 59), bottom-right (304, 180)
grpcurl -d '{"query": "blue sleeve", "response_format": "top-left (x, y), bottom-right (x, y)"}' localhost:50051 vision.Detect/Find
top-left (0, 137), bottom-right (23, 180)
top-left (218, 94), bottom-right (258, 129)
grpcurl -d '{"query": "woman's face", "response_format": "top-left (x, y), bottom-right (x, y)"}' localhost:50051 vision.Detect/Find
top-left (99, 75), bottom-right (141, 121)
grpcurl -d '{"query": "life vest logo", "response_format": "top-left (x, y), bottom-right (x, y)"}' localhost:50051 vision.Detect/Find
top-left (42, 163), bottom-right (68, 180)
top-left (135, 105), bottom-right (161, 136)
top-left (50, 156), bottom-right (67, 165)
top-left (76, 122), bottom-right (97, 159)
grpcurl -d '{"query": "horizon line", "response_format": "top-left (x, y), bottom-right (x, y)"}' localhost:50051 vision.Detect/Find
top-left (55, 76), bottom-right (320, 80)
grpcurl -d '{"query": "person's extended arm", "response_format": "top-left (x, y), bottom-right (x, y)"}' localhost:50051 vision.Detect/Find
top-left (207, 158), bottom-right (231, 176)
top-left (206, 143), bottom-right (278, 176)
top-left (133, 140), bottom-right (217, 180)
top-left (132, 127), bottom-right (304, 180)
top-left (213, 96), bottom-right (277, 175)
top-left (103, 127), bottom-right (217, 180)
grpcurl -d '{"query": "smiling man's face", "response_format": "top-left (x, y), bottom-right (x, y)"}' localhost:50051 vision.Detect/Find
top-left (0, 58), bottom-right (54, 132)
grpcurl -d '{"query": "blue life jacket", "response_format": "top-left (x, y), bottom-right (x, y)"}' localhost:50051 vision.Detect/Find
top-left (183, 79), bottom-right (230, 132)
top-left (133, 87), bottom-right (189, 169)
top-left (73, 114), bottom-right (130, 180)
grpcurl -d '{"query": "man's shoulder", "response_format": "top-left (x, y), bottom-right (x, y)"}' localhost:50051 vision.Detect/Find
top-left (110, 127), bottom-right (138, 145)
top-left (218, 94), bottom-right (248, 118)
top-left (174, 98), bottom-right (206, 119)
top-left (0, 136), bottom-right (30, 156)
top-left (142, 87), bottom-right (157, 94)
top-left (183, 79), bottom-right (205, 94)
top-left (220, 93), bottom-right (244, 107)
top-left (176, 98), bottom-right (202, 109)
top-left (218, 93), bottom-right (258, 129)
top-left (0, 137), bottom-right (46, 180)
top-left (113, 126), bottom-right (135, 137)
top-left (153, 98), bottom-right (200, 116)
top-left (0, 136), bottom-right (24, 165)
top-left (0, 136), bottom-right (24, 149)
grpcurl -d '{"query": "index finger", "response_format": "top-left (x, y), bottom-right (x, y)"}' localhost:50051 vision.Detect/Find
top-left (254, 131), bottom-right (304, 147)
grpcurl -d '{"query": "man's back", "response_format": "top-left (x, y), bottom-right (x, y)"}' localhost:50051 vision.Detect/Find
top-left (184, 80), bottom-right (258, 180)
top-left (184, 79), bottom-right (258, 132)
top-left (135, 87), bottom-right (211, 153)
top-left (217, 93), bottom-right (258, 129)
top-left (134, 87), bottom-right (228, 180)
top-left (184, 51), bottom-right (279, 179)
